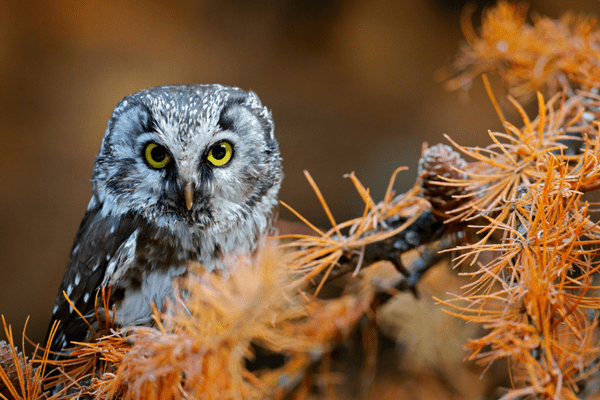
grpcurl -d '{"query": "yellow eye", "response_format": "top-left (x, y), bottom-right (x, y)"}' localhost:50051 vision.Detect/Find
top-left (144, 143), bottom-right (171, 169)
top-left (207, 142), bottom-right (233, 166)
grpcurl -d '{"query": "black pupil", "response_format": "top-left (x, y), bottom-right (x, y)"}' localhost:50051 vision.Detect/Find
top-left (151, 145), bottom-right (166, 162)
top-left (212, 144), bottom-right (227, 160)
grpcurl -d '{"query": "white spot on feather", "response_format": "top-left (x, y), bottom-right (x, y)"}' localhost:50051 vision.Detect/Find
top-left (87, 196), bottom-right (98, 210)
top-left (103, 230), bottom-right (138, 286)
top-left (83, 293), bottom-right (89, 303)
top-left (74, 274), bottom-right (80, 286)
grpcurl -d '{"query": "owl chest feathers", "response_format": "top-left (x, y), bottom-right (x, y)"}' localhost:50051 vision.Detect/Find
top-left (72, 195), bottom-right (266, 328)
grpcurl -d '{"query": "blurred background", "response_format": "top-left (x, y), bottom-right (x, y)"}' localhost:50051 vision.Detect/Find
top-left (1, 0), bottom-right (599, 359)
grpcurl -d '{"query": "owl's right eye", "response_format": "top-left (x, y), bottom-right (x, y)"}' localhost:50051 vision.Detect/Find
top-left (144, 143), bottom-right (171, 169)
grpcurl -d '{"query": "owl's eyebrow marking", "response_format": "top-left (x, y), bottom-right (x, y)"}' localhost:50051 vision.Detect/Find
top-left (148, 116), bottom-right (160, 133)
top-left (137, 103), bottom-right (159, 133)
top-left (217, 96), bottom-right (245, 132)
top-left (217, 108), bottom-right (235, 132)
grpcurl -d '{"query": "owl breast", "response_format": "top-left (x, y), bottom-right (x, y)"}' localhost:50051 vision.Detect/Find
top-left (100, 191), bottom-right (272, 327)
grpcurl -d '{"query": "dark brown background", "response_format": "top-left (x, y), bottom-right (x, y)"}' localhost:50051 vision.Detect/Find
top-left (1, 0), bottom-right (599, 346)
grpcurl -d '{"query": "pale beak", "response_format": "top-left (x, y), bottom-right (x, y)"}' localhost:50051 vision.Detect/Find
top-left (184, 181), bottom-right (194, 211)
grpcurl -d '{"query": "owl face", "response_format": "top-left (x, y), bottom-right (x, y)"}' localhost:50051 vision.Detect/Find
top-left (91, 85), bottom-right (281, 234)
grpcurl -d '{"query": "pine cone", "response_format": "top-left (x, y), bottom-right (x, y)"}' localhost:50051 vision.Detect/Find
top-left (0, 340), bottom-right (28, 399)
top-left (418, 144), bottom-right (468, 215)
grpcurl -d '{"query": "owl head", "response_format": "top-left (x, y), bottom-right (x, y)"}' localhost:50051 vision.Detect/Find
top-left (90, 84), bottom-right (282, 235)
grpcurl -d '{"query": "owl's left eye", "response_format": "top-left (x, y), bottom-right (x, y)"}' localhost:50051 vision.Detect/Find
top-left (144, 143), bottom-right (171, 169)
top-left (207, 142), bottom-right (233, 167)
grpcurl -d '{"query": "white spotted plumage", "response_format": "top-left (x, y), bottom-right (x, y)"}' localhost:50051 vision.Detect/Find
top-left (47, 84), bottom-right (282, 356)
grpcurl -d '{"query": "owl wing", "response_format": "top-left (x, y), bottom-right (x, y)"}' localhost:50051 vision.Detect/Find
top-left (46, 198), bottom-right (138, 355)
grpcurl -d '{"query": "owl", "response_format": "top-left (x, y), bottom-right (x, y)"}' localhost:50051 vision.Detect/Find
top-left (46, 84), bottom-right (282, 355)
